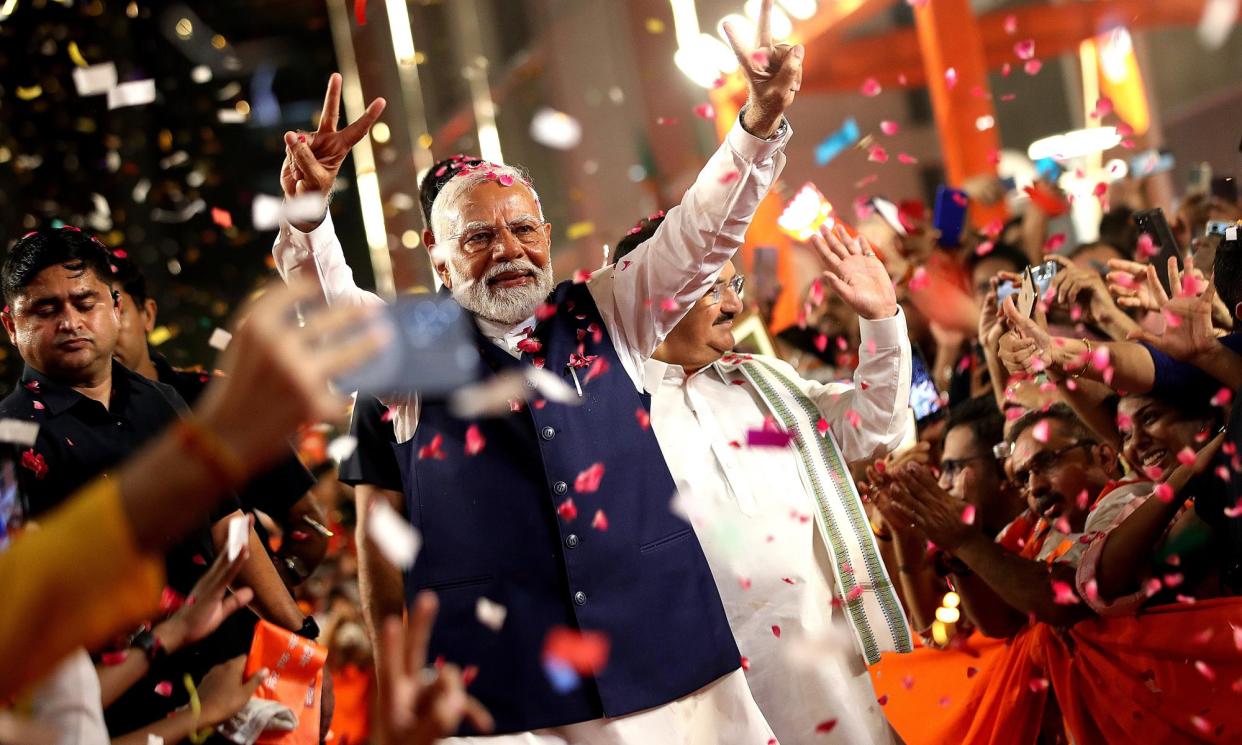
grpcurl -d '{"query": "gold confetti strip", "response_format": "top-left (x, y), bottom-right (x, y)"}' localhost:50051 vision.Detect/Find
top-left (0, 0), bottom-right (17, 22)
top-left (645, 17), bottom-right (665, 33)
top-left (15, 85), bottom-right (42, 100)
top-left (566, 221), bottom-right (595, 241)
top-left (68, 41), bottom-right (88, 67)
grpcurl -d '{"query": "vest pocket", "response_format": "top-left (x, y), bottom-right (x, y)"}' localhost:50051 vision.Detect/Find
top-left (638, 528), bottom-right (694, 554)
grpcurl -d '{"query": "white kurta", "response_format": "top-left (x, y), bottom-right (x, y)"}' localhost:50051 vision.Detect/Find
top-left (271, 116), bottom-right (793, 744)
top-left (644, 312), bottom-right (911, 745)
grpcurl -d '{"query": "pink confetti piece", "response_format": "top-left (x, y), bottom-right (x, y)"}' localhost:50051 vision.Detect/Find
top-left (1001, 63), bottom-right (1012, 77)
top-left (1192, 716), bottom-right (1213, 735)
top-left (809, 279), bottom-right (824, 306)
top-left (497, 173), bottom-right (515, 187)
top-left (465, 425), bottom-right (486, 456)
top-left (693, 103), bottom-right (715, 120)
top-left (880, 120), bottom-right (899, 136)
top-left (154, 681), bottom-right (173, 697)
top-left (635, 407), bottom-right (651, 429)
top-left (747, 429), bottom-right (796, 448)
top-left (1051, 580), bottom-right (1079, 604)
top-left (845, 410), bottom-right (862, 428)
top-left (961, 504), bottom-right (976, 525)
top-left (1029, 677), bottom-right (1050, 692)
top-left (868, 145), bottom-right (889, 164)
top-left (572, 269), bottom-right (592, 284)
top-left (418, 433), bottom-right (446, 461)
top-left (1032, 420), bottom-right (1050, 443)
top-left (1091, 96), bottom-right (1114, 119)
top-left (1014, 39), bottom-right (1035, 60)
top-left (574, 462), bottom-right (605, 493)
top-left (750, 49), bottom-right (769, 67)
top-left (1003, 14), bottom-right (1018, 34)
top-left (902, 674), bottom-right (915, 690)
top-left (845, 585), bottom-right (864, 602)
top-left (101, 651), bottom-right (128, 666)
top-left (877, 694), bottom-right (889, 706)
top-left (1177, 447), bottom-right (1197, 467)
top-left (655, 116), bottom-right (677, 126)
top-left (1044, 233), bottom-right (1067, 252)
top-left (944, 67), bottom-right (958, 90)
top-left (354, 0), bottom-right (367, 25)
top-left (814, 334), bottom-right (828, 352)
top-left (1024, 59), bottom-right (1043, 75)
top-left (815, 720), bottom-right (838, 734)
top-left (816, 418), bottom-right (829, 436)
top-left (1136, 233), bottom-right (1157, 259)
top-left (897, 153), bottom-right (919, 165)
top-left (719, 169), bottom-right (740, 184)
top-left (211, 207), bottom-right (233, 229)
top-left (1212, 388), bottom-right (1233, 407)
top-left (771, 624), bottom-right (782, 638)
top-left (1155, 483), bottom-right (1175, 503)
top-left (591, 509), bottom-right (609, 531)
top-left (517, 337), bottom-right (543, 354)
top-left (557, 498), bottom-right (578, 522)
top-left (659, 297), bottom-right (679, 312)
top-left (908, 267), bottom-right (930, 292)
top-left (861, 78), bottom-right (882, 97)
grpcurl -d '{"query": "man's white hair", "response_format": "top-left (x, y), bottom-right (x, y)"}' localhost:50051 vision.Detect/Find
top-left (428, 163), bottom-right (543, 247)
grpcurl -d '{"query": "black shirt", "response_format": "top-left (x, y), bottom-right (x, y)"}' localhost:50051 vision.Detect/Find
top-left (0, 360), bottom-right (243, 734)
top-left (340, 394), bottom-right (403, 491)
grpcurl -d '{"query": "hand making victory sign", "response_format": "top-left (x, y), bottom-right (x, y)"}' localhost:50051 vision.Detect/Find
top-left (280, 72), bottom-right (387, 228)
top-left (721, 0), bottom-right (804, 139)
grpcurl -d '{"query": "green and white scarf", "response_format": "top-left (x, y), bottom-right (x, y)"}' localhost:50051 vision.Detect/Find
top-left (720, 355), bottom-right (912, 664)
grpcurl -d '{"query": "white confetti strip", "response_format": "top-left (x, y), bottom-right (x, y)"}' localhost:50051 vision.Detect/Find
top-left (107, 79), bottom-right (156, 110)
top-left (72, 63), bottom-right (117, 97)
top-left (0, 419), bottom-right (39, 446)
top-left (449, 367), bottom-right (580, 419)
top-left (1199, 0), bottom-right (1239, 49)
top-left (476, 597), bottom-right (508, 632)
top-left (225, 513), bottom-right (248, 562)
top-left (327, 435), bottom-right (358, 465)
top-left (208, 328), bottom-right (232, 351)
top-left (368, 498), bottom-right (421, 570)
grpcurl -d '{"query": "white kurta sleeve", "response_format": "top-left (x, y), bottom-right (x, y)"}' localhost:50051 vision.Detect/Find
top-left (271, 211), bottom-right (385, 308)
top-left (589, 115), bottom-right (791, 389)
top-left (798, 308), bottom-right (912, 462)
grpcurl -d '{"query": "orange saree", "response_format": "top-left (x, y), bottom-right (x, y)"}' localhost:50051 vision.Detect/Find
top-left (871, 598), bottom-right (1242, 744)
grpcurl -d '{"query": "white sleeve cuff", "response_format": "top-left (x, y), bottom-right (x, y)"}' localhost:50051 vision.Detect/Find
top-left (859, 306), bottom-right (908, 350)
top-left (725, 115), bottom-right (792, 164)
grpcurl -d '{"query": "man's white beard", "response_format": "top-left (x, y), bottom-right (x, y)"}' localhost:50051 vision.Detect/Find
top-left (448, 258), bottom-right (555, 326)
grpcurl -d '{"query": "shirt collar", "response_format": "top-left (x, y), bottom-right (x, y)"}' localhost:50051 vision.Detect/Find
top-left (19, 360), bottom-right (129, 417)
top-left (475, 314), bottom-right (538, 353)
top-left (642, 357), bottom-right (724, 390)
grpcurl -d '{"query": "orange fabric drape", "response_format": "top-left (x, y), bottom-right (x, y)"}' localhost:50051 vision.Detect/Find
top-left (872, 599), bottom-right (1242, 745)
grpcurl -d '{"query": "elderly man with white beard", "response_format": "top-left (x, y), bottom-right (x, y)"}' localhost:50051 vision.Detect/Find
top-left (271, 5), bottom-right (803, 742)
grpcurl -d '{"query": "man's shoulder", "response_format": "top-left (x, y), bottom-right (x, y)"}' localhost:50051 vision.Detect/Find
top-left (0, 386), bottom-right (33, 414)
top-left (118, 364), bottom-right (190, 412)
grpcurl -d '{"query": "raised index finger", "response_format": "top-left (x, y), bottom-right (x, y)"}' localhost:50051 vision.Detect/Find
top-left (755, 0), bottom-right (773, 49)
top-left (318, 73), bottom-right (343, 134)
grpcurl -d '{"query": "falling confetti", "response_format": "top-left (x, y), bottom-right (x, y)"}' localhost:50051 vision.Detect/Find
top-left (880, 120), bottom-right (899, 136)
top-left (465, 425), bottom-right (486, 456)
top-left (591, 509), bottom-right (609, 531)
top-left (476, 597), bottom-right (507, 631)
top-left (860, 78), bottom-right (882, 97)
top-left (575, 462), bottom-right (605, 493)
top-left (368, 498), bottom-right (421, 569)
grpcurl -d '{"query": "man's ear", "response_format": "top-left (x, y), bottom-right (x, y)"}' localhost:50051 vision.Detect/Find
top-left (1, 306), bottom-right (15, 346)
top-left (1093, 441), bottom-right (1121, 478)
top-left (143, 298), bottom-right (158, 333)
top-left (1234, 301), bottom-right (1241, 324)
top-left (426, 236), bottom-right (452, 289)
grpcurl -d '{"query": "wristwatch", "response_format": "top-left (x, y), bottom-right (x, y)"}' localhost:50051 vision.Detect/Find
top-left (130, 627), bottom-right (166, 664)
top-left (295, 616), bottom-right (321, 641)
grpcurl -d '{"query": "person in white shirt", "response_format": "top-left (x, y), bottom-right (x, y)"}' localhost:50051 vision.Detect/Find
top-left (609, 216), bottom-right (913, 745)
top-left (270, 6), bottom-right (806, 742)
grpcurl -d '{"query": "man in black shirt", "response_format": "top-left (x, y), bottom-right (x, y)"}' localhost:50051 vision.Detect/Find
top-left (0, 228), bottom-right (311, 735)
top-left (110, 254), bottom-right (327, 587)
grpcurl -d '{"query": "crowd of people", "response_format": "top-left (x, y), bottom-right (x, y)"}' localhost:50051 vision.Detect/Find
top-left (2, 2), bottom-right (1241, 743)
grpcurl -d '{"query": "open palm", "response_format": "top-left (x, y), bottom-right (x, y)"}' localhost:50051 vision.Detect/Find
top-left (810, 224), bottom-right (897, 320)
top-left (1128, 256), bottom-right (1219, 362)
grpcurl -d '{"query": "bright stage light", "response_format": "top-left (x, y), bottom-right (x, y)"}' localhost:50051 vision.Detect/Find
top-left (1028, 127), bottom-right (1121, 162)
top-left (776, 0), bottom-right (818, 20)
top-left (778, 182), bottom-right (834, 241)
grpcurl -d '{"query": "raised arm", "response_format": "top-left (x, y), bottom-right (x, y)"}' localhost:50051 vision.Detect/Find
top-left (807, 225), bottom-right (910, 460)
top-left (271, 73), bottom-right (388, 308)
top-left (593, 0), bottom-right (802, 362)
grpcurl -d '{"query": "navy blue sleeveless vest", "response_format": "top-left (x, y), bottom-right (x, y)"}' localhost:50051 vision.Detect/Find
top-left (393, 280), bottom-right (740, 734)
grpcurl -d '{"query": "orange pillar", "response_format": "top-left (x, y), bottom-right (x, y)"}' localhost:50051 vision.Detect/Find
top-left (914, 0), bottom-right (1006, 228)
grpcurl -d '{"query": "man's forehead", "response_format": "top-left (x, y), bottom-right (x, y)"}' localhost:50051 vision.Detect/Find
top-left (19, 264), bottom-right (108, 299)
top-left (455, 182), bottom-right (539, 220)
top-left (1012, 420), bottom-right (1071, 463)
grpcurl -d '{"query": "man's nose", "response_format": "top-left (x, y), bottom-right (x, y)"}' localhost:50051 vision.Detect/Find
top-left (491, 226), bottom-right (525, 261)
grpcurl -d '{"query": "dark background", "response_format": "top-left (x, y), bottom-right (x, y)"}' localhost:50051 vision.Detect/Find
top-left (0, 0), bottom-right (373, 394)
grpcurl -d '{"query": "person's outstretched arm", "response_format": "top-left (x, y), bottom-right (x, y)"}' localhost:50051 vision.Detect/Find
top-left (0, 281), bottom-right (386, 699)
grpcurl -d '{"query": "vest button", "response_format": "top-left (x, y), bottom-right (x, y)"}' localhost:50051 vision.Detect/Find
top-left (565, 534), bottom-right (579, 548)
top-left (553, 481), bottom-right (568, 495)
top-left (541, 426), bottom-right (556, 441)
top-left (573, 591), bottom-right (587, 605)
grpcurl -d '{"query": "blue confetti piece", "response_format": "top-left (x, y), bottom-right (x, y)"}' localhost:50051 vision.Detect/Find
top-left (543, 657), bottom-right (580, 693)
top-left (815, 118), bottom-right (860, 166)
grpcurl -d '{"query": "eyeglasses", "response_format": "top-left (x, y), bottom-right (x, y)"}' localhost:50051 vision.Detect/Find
top-left (453, 219), bottom-right (548, 255)
top-left (940, 454), bottom-right (989, 481)
top-left (1011, 441), bottom-right (1094, 485)
top-left (709, 274), bottom-right (745, 304)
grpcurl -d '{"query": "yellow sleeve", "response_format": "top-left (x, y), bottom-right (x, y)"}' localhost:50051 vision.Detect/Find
top-left (0, 478), bottom-right (165, 700)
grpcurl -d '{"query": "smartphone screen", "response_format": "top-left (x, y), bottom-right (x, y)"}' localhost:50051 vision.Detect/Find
top-left (910, 345), bottom-right (945, 425)
top-left (934, 185), bottom-right (968, 248)
top-left (1134, 208), bottom-right (1182, 295)
top-left (331, 295), bottom-right (482, 397)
